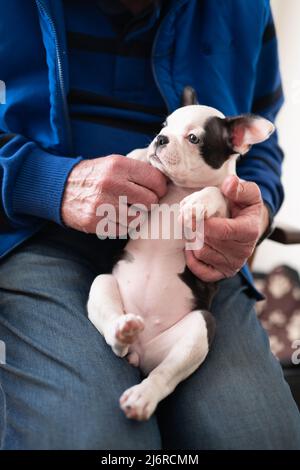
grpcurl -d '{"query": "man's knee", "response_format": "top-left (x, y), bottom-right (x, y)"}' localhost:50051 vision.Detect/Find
top-left (39, 404), bottom-right (161, 450)
top-left (157, 275), bottom-right (300, 450)
top-left (1, 369), bottom-right (161, 450)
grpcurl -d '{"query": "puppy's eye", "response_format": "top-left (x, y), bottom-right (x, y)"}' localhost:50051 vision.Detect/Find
top-left (188, 134), bottom-right (200, 144)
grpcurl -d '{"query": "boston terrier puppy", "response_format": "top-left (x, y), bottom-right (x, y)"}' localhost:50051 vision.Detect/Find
top-left (87, 102), bottom-right (274, 420)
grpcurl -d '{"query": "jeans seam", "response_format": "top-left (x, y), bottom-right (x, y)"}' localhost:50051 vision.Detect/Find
top-left (0, 379), bottom-right (7, 450)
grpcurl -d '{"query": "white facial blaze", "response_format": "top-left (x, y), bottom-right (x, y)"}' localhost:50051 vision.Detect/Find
top-left (147, 105), bottom-right (230, 188)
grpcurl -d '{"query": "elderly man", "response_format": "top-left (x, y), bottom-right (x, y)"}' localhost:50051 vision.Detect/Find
top-left (0, 0), bottom-right (300, 450)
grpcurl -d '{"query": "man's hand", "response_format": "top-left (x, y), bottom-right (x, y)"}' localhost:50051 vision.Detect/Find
top-left (185, 175), bottom-right (269, 282)
top-left (61, 155), bottom-right (167, 233)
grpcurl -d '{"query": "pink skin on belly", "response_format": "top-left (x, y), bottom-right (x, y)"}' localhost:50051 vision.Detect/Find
top-left (113, 186), bottom-right (196, 370)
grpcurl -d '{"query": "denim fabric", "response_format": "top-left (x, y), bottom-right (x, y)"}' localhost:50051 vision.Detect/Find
top-left (0, 224), bottom-right (300, 450)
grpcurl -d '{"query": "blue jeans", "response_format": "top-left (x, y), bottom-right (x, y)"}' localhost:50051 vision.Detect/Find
top-left (0, 223), bottom-right (300, 450)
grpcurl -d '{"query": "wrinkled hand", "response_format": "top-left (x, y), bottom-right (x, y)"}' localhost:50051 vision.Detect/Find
top-left (185, 175), bottom-right (269, 282)
top-left (61, 155), bottom-right (167, 233)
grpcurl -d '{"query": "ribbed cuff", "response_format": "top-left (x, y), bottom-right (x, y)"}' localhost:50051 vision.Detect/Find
top-left (13, 148), bottom-right (82, 225)
top-left (259, 186), bottom-right (275, 219)
top-left (257, 200), bottom-right (275, 246)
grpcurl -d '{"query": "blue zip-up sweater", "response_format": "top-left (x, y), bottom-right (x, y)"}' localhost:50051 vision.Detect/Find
top-left (61, 0), bottom-right (168, 157)
top-left (0, 0), bottom-right (284, 298)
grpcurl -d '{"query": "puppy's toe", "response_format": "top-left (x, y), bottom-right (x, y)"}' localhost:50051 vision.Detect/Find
top-left (116, 313), bottom-right (144, 344)
top-left (120, 382), bottom-right (158, 421)
top-left (179, 203), bottom-right (205, 231)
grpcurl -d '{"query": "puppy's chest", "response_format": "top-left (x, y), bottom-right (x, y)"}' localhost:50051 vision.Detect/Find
top-left (113, 185), bottom-right (196, 322)
top-left (132, 184), bottom-right (193, 242)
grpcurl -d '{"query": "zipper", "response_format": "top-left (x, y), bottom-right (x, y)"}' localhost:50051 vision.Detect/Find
top-left (35, 0), bottom-right (72, 154)
top-left (151, 28), bottom-right (171, 114)
top-left (151, 0), bottom-right (189, 115)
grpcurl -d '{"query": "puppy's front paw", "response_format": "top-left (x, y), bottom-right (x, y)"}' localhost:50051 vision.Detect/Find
top-left (179, 195), bottom-right (205, 232)
top-left (105, 314), bottom-right (144, 358)
top-left (120, 380), bottom-right (159, 420)
top-left (179, 187), bottom-right (228, 228)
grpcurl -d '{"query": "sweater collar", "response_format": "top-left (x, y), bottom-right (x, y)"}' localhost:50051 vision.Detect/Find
top-left (96, 0), bottom-right (161, 16)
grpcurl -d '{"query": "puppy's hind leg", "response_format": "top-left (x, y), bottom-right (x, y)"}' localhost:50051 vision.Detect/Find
top-left (120, 309), bottom-right (215, 420)
top-left (87, 274), bottom-right (144, 358)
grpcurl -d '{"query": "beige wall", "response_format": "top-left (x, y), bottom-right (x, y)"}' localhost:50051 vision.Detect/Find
top-left (253, 0), bottom-right (300, 273)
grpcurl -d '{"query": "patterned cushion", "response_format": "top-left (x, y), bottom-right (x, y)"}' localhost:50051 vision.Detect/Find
top-left (254, 265), bottom-right (300, 365)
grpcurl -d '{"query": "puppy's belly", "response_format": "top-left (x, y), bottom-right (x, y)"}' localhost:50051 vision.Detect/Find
top-left (113, 240), bottom-right (195, 346)
top-left (113, 186), bottom-right (197, 371)
top-left (134, 311), bottom-right (208, 375)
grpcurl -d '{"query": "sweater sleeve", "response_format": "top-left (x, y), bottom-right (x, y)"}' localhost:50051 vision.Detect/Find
top-left (0, 131), bottom-right (82, 230)
top-left (237, 3), bottom-right (284, 216)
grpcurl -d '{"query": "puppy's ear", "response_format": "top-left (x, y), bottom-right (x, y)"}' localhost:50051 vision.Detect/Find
top-left (226, 114), bottom-right (275, 155)
top-left (181, 86), bottom-right (199, 106)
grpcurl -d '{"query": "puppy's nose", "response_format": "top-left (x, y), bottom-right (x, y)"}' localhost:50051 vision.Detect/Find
top-left (156, 134), bottom-right (169, 147)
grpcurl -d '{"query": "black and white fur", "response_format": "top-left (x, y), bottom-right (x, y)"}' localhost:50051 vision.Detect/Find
top-left (87, 98), bottom-right (274, 420)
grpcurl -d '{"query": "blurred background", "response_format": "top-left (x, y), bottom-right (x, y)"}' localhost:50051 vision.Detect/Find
top-left (254, 0), bottom-right (300, 273)
top-left (252, 0), bottom-right (300, 408)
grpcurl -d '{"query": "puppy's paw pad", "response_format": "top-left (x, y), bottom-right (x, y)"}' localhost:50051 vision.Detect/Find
top-left (120, 382), bottom-right (158, 421)
top-left (115, 313), bottom-right (144, 345)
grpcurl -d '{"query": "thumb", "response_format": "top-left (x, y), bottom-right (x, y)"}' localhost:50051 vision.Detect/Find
top-left (221, 175), bottom-right (262, 207)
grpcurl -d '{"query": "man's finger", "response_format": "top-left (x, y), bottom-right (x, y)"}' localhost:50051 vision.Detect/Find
top-left (221, 175), bottom-right (262, 207)
top-left (127, 159), bottom-right (168, 199)
top-left (185, 249), bottom-right (225, 282)
top-left (193, 244), bottom-right (239, 277)
top-left (126, 181), bottom-right (159, 209)
top-left (205, 216), bottom-right (260, 242)
top-left (204, 236), bottom-right (255, 259)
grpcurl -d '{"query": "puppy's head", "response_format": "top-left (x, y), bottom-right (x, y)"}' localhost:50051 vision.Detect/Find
top-left (147, 105), bottom-right (275, 187)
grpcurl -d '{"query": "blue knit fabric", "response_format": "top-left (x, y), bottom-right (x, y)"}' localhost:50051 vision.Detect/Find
top-left (0, 0), bottom-right (284, 297)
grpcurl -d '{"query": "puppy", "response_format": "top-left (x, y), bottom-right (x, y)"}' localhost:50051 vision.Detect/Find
top-left (87, 103), bottom-right (274, 420)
